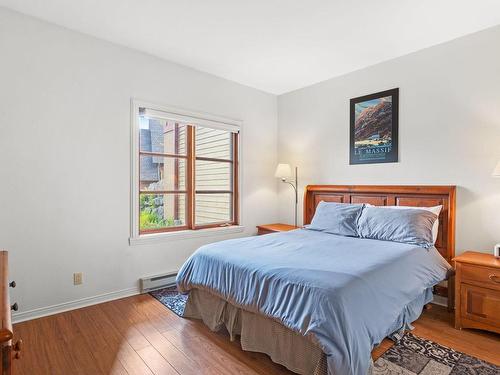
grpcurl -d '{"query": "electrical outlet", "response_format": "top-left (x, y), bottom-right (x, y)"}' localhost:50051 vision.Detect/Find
top-left (73, 272), bottom-right (83, 285)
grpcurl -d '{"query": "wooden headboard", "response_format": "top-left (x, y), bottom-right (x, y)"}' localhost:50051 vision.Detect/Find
top-left (303, 185), bottom-right (456, 262)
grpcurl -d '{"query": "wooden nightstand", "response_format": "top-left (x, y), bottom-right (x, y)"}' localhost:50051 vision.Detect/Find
top-left (453, 251), bottom-right (500, 334)
top-left (256, 223), bottom-right (299, 235)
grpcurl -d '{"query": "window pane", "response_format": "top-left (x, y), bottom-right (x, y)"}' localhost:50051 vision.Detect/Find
top-left (195, 160), bottom-right (231, 190)
top-left (195, 193), bottom-right (232, 225)
top-left (140, 156), bottom-right (186, 191)
top-left (195, 127), bottom-right (232, 160)
top-left (139, 117), bottom-right (187, 155)
top-left (140, 193), bottom-right (186, 231)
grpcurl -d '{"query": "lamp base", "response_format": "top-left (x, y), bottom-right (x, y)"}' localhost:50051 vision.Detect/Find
top-left (494, 243), bottom-right (500, 258)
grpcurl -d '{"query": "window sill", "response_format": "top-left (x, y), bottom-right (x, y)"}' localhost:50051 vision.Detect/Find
top-left (129, 225), bottom-right (245, 246)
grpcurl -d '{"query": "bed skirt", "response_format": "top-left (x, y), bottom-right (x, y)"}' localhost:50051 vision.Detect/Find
top-left (184, 288), bottom-right (328, 375)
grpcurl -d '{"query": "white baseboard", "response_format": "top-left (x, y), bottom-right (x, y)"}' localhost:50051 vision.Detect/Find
top-left (12, 287), bottom-right (141, 324)
top-left (432, 294), bottom-right (448, 307)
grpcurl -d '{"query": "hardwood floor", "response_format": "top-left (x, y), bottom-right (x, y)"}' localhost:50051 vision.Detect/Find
top-left (12, 295), bottom-right (500, 375)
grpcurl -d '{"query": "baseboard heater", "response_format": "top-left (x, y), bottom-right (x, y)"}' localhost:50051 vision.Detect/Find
top-left (140, 271), bottom-right (177, 293)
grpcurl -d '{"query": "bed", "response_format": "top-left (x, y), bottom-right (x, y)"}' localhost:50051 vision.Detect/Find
top-left (176, 185), bottom-right (456, 375)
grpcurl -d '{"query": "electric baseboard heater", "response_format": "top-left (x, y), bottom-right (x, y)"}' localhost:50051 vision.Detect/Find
top-left (140, 272), bottom-right (177, 293)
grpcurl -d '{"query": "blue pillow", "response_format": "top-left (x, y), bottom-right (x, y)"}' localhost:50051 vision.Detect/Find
top-left (307, 202), bottom-right (364, 237)
top-left (357, 207), bottom-right (437, 248)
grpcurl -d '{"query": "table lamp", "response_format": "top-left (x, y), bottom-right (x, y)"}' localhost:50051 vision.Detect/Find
top-left (275, 163), bottom-right (298, 227)
top-left (493, 160), bottom-right (500, 257)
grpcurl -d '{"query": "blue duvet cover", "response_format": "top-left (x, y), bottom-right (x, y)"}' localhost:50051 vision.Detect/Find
top-left (177, 229), bottom-right (451, 375)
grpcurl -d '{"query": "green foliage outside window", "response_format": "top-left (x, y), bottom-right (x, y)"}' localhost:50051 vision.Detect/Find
top-left (139, 194), bottom-right (175, 230)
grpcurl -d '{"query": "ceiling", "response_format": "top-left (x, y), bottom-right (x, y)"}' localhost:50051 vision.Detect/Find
top-left (2, 0), bottom-right (500, 94)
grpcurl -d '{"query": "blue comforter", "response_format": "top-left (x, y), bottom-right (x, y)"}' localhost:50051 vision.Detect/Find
top-left (176, 229), bottom-right (451, 375)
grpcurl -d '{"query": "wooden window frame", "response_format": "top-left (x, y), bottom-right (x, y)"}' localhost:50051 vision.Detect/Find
top-left (193, 131), bottom-right (239, 230)
top-left (138, 121), bottom-right (239, 236)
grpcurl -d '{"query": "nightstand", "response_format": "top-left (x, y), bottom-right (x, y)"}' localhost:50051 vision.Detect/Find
top-left (453, 251), bottom-right (500, 334)
top-left (256, 223), bottom-right (299, 235)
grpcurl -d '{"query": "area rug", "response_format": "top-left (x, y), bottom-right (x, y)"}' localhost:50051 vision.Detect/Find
top-left (150, 286), bottom-right (187, 317)
top-left (151, 287), bottom-right (499, 374)
top-left (373, 333), bottom-right (499, 374)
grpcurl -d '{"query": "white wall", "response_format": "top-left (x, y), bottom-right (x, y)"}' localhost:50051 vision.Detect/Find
top-left (0, 8), bottom-right (278, 319)
top-left (277, 25), bottom-right (500, 254)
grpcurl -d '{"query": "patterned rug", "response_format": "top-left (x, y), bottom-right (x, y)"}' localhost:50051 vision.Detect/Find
top-left (150, 286), bottom-right (187, 317)
top-left (151, 287), bottom-right (499, 374)
top-left (374, 333), bottom-right (499, 374)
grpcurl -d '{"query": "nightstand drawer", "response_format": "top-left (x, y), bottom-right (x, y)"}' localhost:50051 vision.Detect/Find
top-left (460, 284), bottom-right (500, 331)
top-left (454, 251), bottom-right (500, 334)
top-left (461, 264), bottom-right (500, 290)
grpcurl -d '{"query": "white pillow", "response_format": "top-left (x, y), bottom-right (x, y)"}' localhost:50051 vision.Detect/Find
top-left (366, 205), bottom-right (442, 244)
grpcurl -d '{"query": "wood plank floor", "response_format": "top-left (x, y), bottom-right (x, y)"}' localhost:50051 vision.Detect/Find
top-left (13, 295), bottom-right (500, 375)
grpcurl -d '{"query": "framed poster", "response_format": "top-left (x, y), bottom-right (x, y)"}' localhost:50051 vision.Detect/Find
top-left (349, 88), bottom-right (399, 164)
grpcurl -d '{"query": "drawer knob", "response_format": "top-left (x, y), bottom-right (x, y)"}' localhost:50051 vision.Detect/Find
top-left (11, 303), bottom-right (18, 311)
top-left (489, 274), bottom-right (500, 284)
top-left (13, 339), bottom-right (22, 359)
top-left (9, 281), bottom-right (16, 288)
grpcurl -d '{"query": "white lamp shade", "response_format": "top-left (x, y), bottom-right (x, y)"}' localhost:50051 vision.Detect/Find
top-left (274, 163), bottom-right (292, 179)
top-left (493, 161), bottom-right (500, 177)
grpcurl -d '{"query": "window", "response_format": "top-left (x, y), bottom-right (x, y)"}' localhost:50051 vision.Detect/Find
top-left (132, 102), bottom-right (240, 238)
